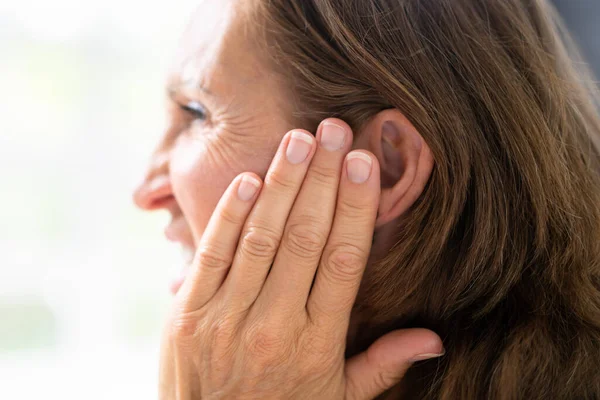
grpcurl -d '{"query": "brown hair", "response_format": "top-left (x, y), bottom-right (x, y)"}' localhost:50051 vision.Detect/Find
top-left (252, 0), bottom-right (600, 398)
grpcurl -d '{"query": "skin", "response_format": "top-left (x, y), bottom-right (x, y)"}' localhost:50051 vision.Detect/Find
top-left (134, 1), bottom-right (443, 398)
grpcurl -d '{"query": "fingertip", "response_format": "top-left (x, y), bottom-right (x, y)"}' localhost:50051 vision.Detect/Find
top-left (370, 328), bottom-right (444, 365)
top-left (406, 329), bottom-right (445, 362)
top-left (316, 118), bottom-right (353, 152)
top-left (318, 117), bottom-right (353, 136)
top-left (237, 173), bottom-right (262, 202)
top-left (340, 151), bottom-right (381, 208)
top-left (345, 152), bottom-right (372, 184)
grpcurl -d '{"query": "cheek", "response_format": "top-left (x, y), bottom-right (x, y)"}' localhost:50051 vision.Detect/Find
top-left (169, 136), bottom-right (238, 245)
top-left (168, 134), bottom-right (274, 245)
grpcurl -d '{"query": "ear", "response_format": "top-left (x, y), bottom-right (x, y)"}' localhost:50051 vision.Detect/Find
top-left (355, 109), bottom-right (434, 227)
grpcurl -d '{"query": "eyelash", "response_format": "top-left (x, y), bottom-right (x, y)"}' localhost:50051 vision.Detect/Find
top-left (180, 100), bottom-right (207, 121)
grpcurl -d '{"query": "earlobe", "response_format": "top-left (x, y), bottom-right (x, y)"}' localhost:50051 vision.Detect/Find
top-left (357, 109), bottom-right (434, 227)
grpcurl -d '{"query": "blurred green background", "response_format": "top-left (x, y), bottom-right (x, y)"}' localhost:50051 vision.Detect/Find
top-left (0, 1), bottom-right (197, 398)
top-left (0, 1), bottom-right (597, 399)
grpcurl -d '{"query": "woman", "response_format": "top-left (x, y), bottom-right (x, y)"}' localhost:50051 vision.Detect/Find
top-left (134, 0), bottom-right (600, 398)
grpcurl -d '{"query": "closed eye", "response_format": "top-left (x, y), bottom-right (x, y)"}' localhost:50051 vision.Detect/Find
top-left (180, 100), bottom-right (207, 121)
top-left (167, 87), bottom-right (208, 122)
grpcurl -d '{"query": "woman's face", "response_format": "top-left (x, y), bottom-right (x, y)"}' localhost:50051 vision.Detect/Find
top-left (133, 1), bottom-right (295, 292)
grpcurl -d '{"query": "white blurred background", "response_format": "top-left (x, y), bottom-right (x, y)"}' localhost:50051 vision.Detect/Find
top-left (0, 1), bottom-right (198, 398)
top-left (0, 1), bottom-right (598, 399)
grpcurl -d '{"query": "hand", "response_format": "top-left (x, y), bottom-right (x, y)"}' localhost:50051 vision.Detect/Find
top-left (159, 118), bottom-right (444, 400)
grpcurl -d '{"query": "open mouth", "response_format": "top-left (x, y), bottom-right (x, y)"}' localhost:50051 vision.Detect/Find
top-left (170, 245), bottom-right (194, 295)
top-left (164, 212), bottom-right (195, 295)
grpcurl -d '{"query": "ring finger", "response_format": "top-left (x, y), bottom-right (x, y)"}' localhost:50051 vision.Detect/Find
top-left (257, 119), bottom-right (352, 313)
top-left (221, 129), bottom-right (316, 311)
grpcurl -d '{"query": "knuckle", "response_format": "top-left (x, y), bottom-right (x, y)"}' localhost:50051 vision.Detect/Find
top-left (210, 318), bottom-right (236, 346)
top-left (266, 170), bottom-right (297, 191)
top-left (337, 197), bottom-right (372, 220)
top-left (240, 226), bottom-right (280, 260)
top-left (168, 312), bottom-right (202, 349)
top-left (250, 331), bottom-right (285, 357)
top-left (323, 244), bottom-right (367, 284)
top-left (307, 164), bottom-right (338, 187)
top-left (219, 206), bottom-right (244, 226)
top-left (284, 222), bottom-right (327, 258)
top-left (374, 369), bottom-right (397, 392)
top-left (245, 326), bottom-right (289, 366)
top-left (196, 246), bottom-right (231, 271)
top-left (207, 318), bottom-right (238, 359)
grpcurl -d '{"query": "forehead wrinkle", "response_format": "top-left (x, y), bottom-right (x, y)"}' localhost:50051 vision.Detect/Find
top-left (170, 1), bottom-right (267, 100)
top-left (169, 1), bottom-right (232, 88)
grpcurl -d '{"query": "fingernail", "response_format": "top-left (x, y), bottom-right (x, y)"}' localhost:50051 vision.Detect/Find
top-left (320, 122), bottom-right (346, 151)
top-left (346, 152), bottom-right (372, 184)
top-left (410, 351), bottom-right (445, 362)
top-left (286, 131), bottom-right (313, 164)
top-left (237, 175), bottom-right (261, 201)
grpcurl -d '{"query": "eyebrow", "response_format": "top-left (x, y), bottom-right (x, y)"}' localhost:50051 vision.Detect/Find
top-left (166, 78), bottom-right (216, 98)
top-left (186, 79), bottom-right (215, 97)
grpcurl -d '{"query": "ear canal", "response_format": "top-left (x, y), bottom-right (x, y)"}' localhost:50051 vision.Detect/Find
top-left (381, 121), bottom-right (403, 182)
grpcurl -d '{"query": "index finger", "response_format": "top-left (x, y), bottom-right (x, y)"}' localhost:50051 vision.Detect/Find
top-left (307, 150), bottom-right (380, 330)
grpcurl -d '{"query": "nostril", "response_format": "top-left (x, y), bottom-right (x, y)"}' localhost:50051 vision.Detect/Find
top-left (133, 175), bottom-right (173, 210)
top-left (148, 175), bottom-right (172, 195)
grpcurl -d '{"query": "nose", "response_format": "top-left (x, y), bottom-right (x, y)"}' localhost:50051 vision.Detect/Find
top-left (133, 153), bottom-right (175, 211)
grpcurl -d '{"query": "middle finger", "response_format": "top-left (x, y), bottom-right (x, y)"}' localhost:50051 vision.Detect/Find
top-left (258, 119), bottom-right (352, 312)
top-left (221, 129), bottom-right (316, 311)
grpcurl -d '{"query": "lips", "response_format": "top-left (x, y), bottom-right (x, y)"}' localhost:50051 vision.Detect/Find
top-left (164, 216), bottom-right (192, 244)
top-left (134, 174), bottom-right (197, 294)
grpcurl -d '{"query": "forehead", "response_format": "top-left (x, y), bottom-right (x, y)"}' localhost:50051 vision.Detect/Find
top-left (169, 0), bottom-right (263, 93)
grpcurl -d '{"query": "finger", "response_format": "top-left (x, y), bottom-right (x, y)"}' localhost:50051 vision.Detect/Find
top-left (222, 130), bottom-right (317, 311)
top-left (344, 329), bottom-right (444, 400)
top-left (307, 150), bottom-right (380, 328)
top-left (259, 119), bottom-right (352, 312)
top-left (177, 173), bottom-right (262, 311)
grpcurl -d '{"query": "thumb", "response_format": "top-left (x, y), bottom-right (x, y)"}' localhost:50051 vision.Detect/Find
top-left (344, 328), bottom-right (444, 400)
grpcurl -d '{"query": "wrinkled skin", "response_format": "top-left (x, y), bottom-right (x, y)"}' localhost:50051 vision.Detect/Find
top-left (133, 1), bottom-right (443, 398)
top-left (158, 121), bottom-right (443, 399)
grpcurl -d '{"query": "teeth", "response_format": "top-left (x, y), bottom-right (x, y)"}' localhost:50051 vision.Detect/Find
top-left (181, 246), bottom-right (195, 265)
